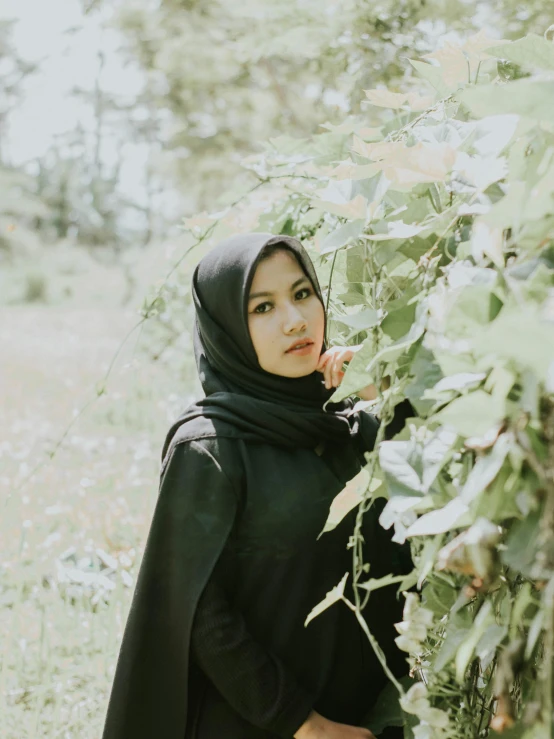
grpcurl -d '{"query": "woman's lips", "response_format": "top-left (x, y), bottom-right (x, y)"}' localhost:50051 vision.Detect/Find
top-left (285, 341), bottom-right (314, 356)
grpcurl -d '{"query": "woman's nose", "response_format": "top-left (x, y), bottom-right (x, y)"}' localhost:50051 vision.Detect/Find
top-left (283, 303), bottom-right (307, 333)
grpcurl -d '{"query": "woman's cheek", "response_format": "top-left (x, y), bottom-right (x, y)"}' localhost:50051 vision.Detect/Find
top-left (310, 300), bottom-right (325, 342)
top-left (255, 316), bottom-right (280, 367)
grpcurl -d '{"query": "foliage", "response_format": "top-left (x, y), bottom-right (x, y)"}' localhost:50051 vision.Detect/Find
top-left (103, 0), bottom-right (552, 215)
top-left (0, 303), bottom-right (187, 738)
top-left (174, 30), bottom-right (554, 739)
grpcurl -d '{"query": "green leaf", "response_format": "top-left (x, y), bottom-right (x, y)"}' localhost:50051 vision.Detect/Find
top-left (486, 35), bottom-right (554, 71)
top-left (380, 426), bottom-right (457, 500)
top-left (319, 467), bottom-right (379, 537)
top-left (313, 132), bottom-right (355, 165)
top-left (409, 59), bottom-right (452, 97)
top-left (304, 572), bottom-right (348, 627)
top-left (346, 242), bottom-right (369, 282)
top-left (460, 432), bottom-right (512, 505)
top-left (405, 497), bottom-right (471, 537)
top-left (433, 390), bottom-right (505, 438)
top-left (381, 302), bottom-right (416, 341)
top-left (326, 338), bottom-right (382, 401)
top-left (415, 535), bottom-right (445, 589)
top-left (479, 465), bottom-right (523, 523)
top-left (524, 609), bottom-right (543, 660)
top-left (335, 307), bottom-right (379, 331)
top-left (404, 346), bottom-right (444, 417)
top-left (471, 306), bottom-right (554, 383)
top-left (490, 723), bottom-right (538, 738)
top-left (471, 114), bottom-right (519, 158)
top-left (379, 441), bottom-right (425, 497)
top-left (329, 302), bottom-right (427, 403)
top-left (358, 572), bottom-right (408, 592)
top-left (501, 508), bottom-right (549, 579)
top-left (455, 601), bottom-right (494, 683)
top-left (422, 576), bottom-right (459, 617)
top-left (365, 221), bottom-right (425, 241)
top-left (510, 582), bottom-right (534, 641)
top-left (433, 372), bottom-right (486, 393)
top-left (460, 80), bottom-right (554, 122)
top-left (482, 180), bottom-right (527, 228)
top-left (476, 623), bottom-right (508, 669)
top-left (445, 286), bottom-right (501, 339)
top-left (435, 620), bottom-right (471, 671)
top-left (266, 134), bottom-right (312, 157)
top-left (320, 219), bottom-right (365, 254)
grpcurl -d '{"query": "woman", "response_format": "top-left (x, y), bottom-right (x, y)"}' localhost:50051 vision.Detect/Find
top-left (101, 232), bottom-right (414, 739)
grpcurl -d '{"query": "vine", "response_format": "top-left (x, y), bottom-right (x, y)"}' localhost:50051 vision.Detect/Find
top-left (180, 31), bottom-right (554, 739)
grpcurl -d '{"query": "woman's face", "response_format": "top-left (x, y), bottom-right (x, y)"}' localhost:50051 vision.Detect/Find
top-left (247, 249), bottom-right (325, 378)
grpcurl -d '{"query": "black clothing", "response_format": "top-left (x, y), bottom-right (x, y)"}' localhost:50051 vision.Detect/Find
top-left (186, 405), bottom-right (413, 739)
top-left (101, 403), bottom-right (413, 739)
top-left (101, 231), bottom-right (415, 739)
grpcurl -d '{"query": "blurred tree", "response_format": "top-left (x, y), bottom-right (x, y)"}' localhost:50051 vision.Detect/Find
top-left (0, 164), bottom-right (51, 256)
top-left (32, 49), bottom-right (157, 250)
top-left (0, 19), bottom-right (50, 256)
top-left (0, 16), bottom-right (169, 254)
top-left (0, 18), bottom-right (36, 162)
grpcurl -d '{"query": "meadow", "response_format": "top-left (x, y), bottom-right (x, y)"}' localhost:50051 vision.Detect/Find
top-left (0, 245), bottom-right (198, 738)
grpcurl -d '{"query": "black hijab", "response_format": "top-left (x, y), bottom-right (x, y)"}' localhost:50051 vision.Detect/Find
top-left (162, 232), bottom-right (360, 461)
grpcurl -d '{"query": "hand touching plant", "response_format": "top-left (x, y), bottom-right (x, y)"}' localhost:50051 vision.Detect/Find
top-left (315, 345), bottom-right (390, 401)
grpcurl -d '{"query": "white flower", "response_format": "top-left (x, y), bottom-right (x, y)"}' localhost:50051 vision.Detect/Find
top-left (420, 707), bottom-right (450, 728)
top-left (413, 725), bottom-right (434, 739)
top-left (401, 683), bottom-right (450, 738)
top-left (394, 593), bottom-right (435, 653)
top-left (395, 620), bottom-right (429, 642)
top-left (395, 634), bottom-right (425, 653)
top-left (403, 593), bottom-right (435, 626)
top-left (400, 682), bottom-right (431, 715)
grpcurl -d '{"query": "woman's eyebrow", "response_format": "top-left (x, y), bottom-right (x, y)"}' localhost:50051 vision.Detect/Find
top-left (248, 276), bottom-right (309, 301)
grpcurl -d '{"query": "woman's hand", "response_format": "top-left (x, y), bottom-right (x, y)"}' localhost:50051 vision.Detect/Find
top-left (294, 710), bottom-right (376, 739)
top-left (316, 345), bottom-right (388, 401)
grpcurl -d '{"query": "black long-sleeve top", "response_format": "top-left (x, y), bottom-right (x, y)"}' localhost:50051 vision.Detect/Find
top-left (188, 402), bottom-right (414, 738)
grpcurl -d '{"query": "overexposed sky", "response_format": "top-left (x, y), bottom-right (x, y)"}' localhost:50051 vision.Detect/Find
top-left (2, 0), bottom-right (151, 204)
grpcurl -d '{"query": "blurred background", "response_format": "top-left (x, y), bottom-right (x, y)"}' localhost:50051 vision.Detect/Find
top-left (0, 0), bottom-right (550, 736)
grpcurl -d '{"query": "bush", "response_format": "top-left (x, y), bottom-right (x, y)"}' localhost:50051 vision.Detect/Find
top-left (164, 31), bottom-right (554, 738)
top-left (22, 271), bottom-right (48, 303)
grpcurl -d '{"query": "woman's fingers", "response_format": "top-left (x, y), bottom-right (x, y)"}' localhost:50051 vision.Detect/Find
top-left (325, 353), bottom-right (337, 388)
top-left (331, 352), bottom-right (343, 388)
top-left (315, 352), bottom-right (330, 372)
top-left (317, 346), bottom-right (361, 387)
top-left (323, 349), bottom-right (346, 388)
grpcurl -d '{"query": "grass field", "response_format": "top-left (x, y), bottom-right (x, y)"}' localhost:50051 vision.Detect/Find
top-left (0, 282), bottom-right (197, 738)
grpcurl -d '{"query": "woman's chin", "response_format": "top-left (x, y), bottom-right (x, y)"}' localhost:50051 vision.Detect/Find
top-left (264, 360), bottom-right (319, 379)
top-left (281, 360), bottom-right (320, 379)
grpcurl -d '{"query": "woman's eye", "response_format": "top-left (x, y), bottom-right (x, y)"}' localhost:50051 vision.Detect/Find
top-left (295, 288), bottom-right (312, 300)
top-left (253, 301), bottom-right (272, 314)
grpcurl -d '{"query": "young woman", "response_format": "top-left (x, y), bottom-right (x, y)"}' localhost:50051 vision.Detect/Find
top-left (101, 232), bottom-right (414, 739)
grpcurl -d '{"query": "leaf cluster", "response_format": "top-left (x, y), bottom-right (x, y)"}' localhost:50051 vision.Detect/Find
top-left (177, 31), bottom-right (554, 738)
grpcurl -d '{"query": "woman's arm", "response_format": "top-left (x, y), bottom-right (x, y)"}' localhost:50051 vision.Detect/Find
top-left (191, 575), bottom-right (315, 737)
top-left (191, 570), bottom-right (378, 739)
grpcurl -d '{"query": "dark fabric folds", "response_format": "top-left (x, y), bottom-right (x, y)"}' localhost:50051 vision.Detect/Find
top-left (102, 440), bottom-right (238, 739)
